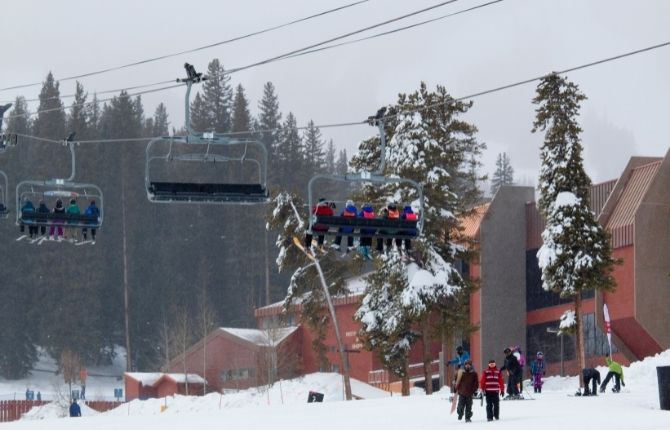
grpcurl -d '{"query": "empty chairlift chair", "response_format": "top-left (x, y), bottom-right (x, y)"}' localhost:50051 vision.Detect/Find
top-left (145, 64), bottom-right (269, 205)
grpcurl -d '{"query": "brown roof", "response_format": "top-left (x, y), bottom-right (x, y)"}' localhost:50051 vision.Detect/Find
top-left (604, 160), bottom-right (662, 248)
top-left (606, 161), bottom-right (662, 230)
top-left (459, 203), bottom-right (490, 240)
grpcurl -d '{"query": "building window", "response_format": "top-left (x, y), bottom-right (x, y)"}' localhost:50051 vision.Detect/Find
top-left (220, 368), bottom-right (256, 382)
top-left (526, 250), bottom-right (594, 311)
top-left (527, 313), bottom-right (617, 364)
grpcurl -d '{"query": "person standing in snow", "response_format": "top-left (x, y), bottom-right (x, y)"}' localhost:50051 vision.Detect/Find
top-left (332, 200), bottom-right (357, 252)
top-left (530, 351), bottom-right (546, 393)
top-left (500, 347), bottom-right (522, 398)
top-left (455, 360), bottom-right (479, 422)
top-left (480, 359), bottom-right (505, 422)
top-left (600, 354), bottom-right (625, 393)
top-left (581, 367), bottom-right (601, 396)
top-left (69, 399), bottom-right (81, 417)
top-left (448, 345), bottom-right (471, 390)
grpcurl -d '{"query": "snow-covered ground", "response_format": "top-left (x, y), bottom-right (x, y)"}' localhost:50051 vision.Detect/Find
top-left (2, 350), bottom-right (669, 429)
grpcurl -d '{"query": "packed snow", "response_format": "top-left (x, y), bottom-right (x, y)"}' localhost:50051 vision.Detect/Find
top-left (2, 349), bottom-right (669, 429)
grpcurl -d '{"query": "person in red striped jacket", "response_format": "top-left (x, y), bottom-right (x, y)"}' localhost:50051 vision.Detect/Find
top-left (480, 359), bottom-right (505, 422)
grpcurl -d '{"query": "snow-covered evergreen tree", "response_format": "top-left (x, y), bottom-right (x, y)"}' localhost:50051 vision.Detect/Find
top-left (490, 152), bottom-right (514, 195)
top-left (352, 83), bottom-right (484, 394)
top-left (532, 73), bottom-right (617, 386)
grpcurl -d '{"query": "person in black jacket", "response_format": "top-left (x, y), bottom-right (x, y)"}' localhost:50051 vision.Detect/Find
top-left (500, 347), bottom-right (522, 398)
top-left (582, 368), bottom-right (601, 396)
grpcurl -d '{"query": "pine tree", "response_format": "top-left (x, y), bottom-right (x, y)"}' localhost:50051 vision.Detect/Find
top-left (32, 72), bottom-right (65, 139)
top-left (152, 103), bottom-right (169, 136)
top-left (325, 140), bottom-right (336, 174)
top-left (490, 152), bottom-right (514, 195)
top-left (4, 96), bottom-right (31, 135)
top-left (66, 81), bottom-right (89, 139)
top-left (351, 83), bottom-right (483, 394)
top-left (87, 94), bottom-right (101, 139)
top-left (202, 58), bottom-right (233, 132)
top-left (190, 92), bottom-right (210, 132)
top-left (335, 149), bottom-right (348, 176)
top-left (275, 113), bottom-right (304, 191)
top-left (231, 84), bottom-right (251, 134)
top-left (257, 82), bottom-right (282, 182)
top-left (532, 73), bottom-right (617, 388)
top-left (303, 120), bottom-right (326, 178)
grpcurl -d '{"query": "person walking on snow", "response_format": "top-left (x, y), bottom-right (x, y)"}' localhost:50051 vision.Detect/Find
top-left (455, 360), bottom-right (479, 422)
top-left (600, 354), bottom-right (625, 393)
top-left (448, 346), bottom-right (471, 390)
top-left (481, 359), bottom-right (505, 422)
top-left (530, 351), bottom-right (546, 393)
top-left (501, 347), bottom-right (522, 398)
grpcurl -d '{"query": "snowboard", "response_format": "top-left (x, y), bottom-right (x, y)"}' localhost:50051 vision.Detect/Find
top-left (450, 392), bottom-right (457, 414)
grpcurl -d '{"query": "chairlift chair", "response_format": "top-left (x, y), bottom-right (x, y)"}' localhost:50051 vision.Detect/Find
top-left (0, 171), bottom-right (9, 218)
top-left (145, 64), bottom-right (269, 205)
top-left (306, 110), bottom-right (424, 241)
top-left (15, 135), bottom-right (103, 230)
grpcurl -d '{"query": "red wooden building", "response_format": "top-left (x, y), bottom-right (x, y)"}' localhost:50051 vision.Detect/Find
top-left (464, 150), bottom-right (670, 376)
top-left (124, 372), bottom-right (206, 401)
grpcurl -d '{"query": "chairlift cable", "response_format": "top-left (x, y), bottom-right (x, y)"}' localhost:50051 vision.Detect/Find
top-left (7, 39), bottom-right (670, 145)
top-left (0, 0), bottom-right (371, 93)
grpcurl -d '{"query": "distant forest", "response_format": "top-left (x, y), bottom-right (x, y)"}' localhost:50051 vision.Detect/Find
top-left (0, 59), bottom-right (350, 378)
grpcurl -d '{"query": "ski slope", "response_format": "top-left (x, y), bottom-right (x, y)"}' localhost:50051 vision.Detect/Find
top-left (2, 350), bottom-right (669, 429)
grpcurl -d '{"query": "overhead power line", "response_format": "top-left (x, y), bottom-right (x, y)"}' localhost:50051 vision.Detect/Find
top-left (222, 0), bottom-right (462, 75)
top-left (0, 0), bottom-right (370, 93)
top-left (6, 39), bottom-right (670, 144)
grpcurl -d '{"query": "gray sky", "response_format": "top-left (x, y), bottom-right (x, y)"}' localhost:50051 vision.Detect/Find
top-left (2, 0), bottom-right (669, 185)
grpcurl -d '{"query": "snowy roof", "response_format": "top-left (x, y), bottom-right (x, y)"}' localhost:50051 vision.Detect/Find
top-left (124, 372), bottom-right (163, 386)
top-left (221, 326), bottom-right (299, 347)
top-left (160, 373), bottom-right (206, 385)
top-left (125, 372), bottom-right (206, 386)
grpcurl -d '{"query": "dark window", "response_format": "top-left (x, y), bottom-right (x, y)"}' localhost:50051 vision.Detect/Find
top-left (527, 313), bottom-right (617, 364)
top-left (526, 250), bottom-right (594, 311)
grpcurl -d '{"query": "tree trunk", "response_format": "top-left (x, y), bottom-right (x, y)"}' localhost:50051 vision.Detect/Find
top-left (421, 317), bottom-right (433, 394)
top-left (575, 294), bottom-right (586, 388)
top-left (401, 361), bottom-right (410, 396)
top-left (121, 182), bottom-right (132, 372)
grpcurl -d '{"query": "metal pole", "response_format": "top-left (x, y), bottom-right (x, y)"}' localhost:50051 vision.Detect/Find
top-left (560, 334), bottom-right (564, 377)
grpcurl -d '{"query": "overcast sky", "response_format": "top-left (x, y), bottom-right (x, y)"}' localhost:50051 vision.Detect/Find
top-left (2, 0), bottom-right (669, 186)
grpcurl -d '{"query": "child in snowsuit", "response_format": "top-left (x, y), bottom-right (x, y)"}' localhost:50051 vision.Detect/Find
top-left (333, 200), bottom-right (357, 251)
top-left (49, 199), bottom-right (65, 240)
top-left (530, 351), bottom-right (546, 393)
top-left (401, 205), bottom-right (417, 251)
top-left (455, 360), bottom-right (479, 422)
top-left (66, 199), bottom-right (80, 242)
top-left (304, 198), bottom-right (334, 250)
top-left (582, 367), bottom-right (601, 396)
top-left (501, 347), bottom-right (522, 398)
top-left (358, 203), bottom-right (376, 259)
top-left (20, 199), bottom-right (37, 238)
top-left (600, 354), bottom-right (625, 393)
top-left (37, 200), bottom-right (49, 236)
top-left (82, 200), bottom-right (100, 242)
top-left (481, 359), bottom-right (505, 422)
